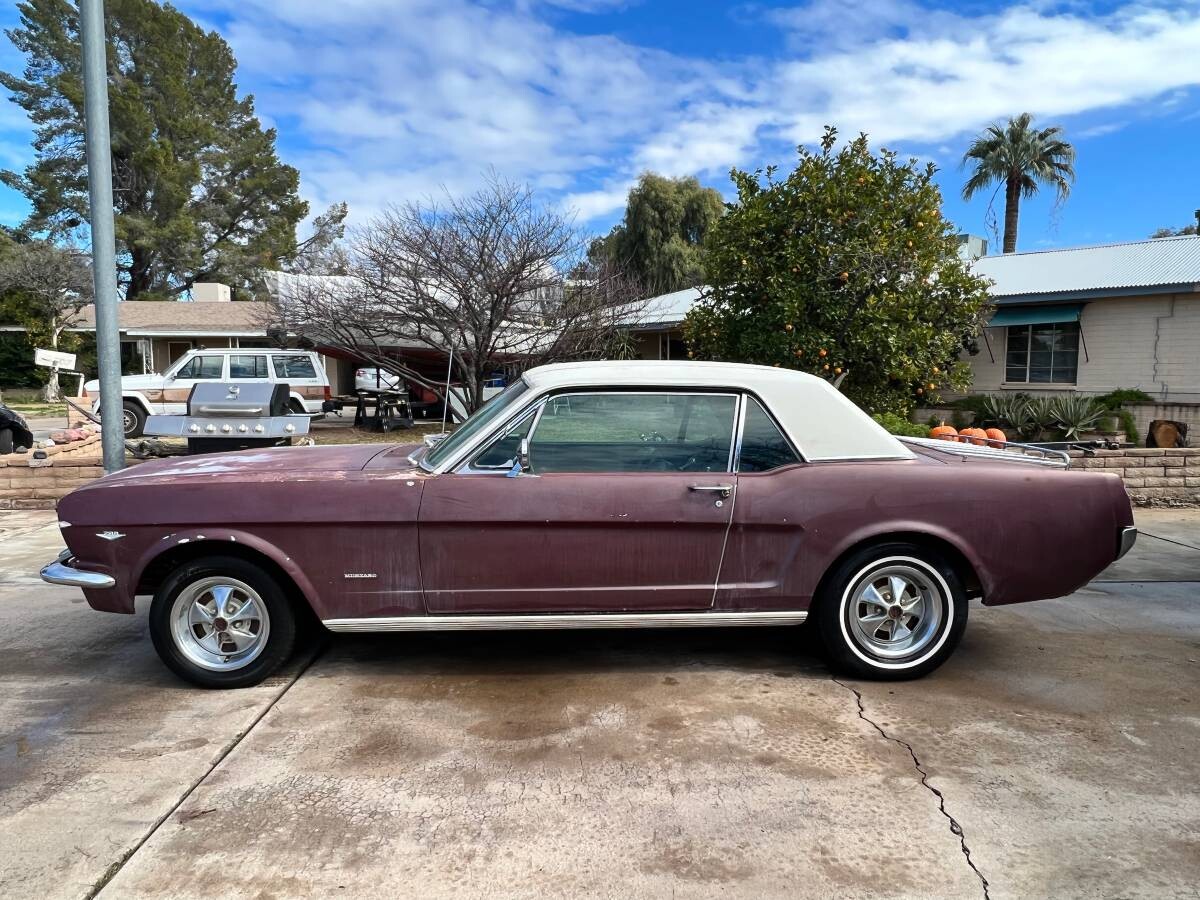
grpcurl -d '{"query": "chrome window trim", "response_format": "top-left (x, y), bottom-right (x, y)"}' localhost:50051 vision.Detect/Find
top-left (457, 400), bottom-right (548, 474)
top-left (435, 387), bottom-right (741, 475)
top-left (733, 392), bottom-right (806, 472)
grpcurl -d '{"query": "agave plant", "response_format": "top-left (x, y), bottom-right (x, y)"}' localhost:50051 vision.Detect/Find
top-left (978, 394), bottom-right (1008, 427)
top-left (1049, 395), bottom-right (1106, 440)
top-left (1000, 397), bottom-right (1041, 441)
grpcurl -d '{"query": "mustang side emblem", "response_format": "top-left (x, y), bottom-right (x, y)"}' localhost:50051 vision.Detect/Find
top-left (343, 573), bottom-right (378, 579)
top-left (96, 531), bottom-right (126, 541)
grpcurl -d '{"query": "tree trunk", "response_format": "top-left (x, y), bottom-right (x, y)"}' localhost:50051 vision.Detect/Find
top-left (1003, 176), bottom-right (1021, 254)
top-left (42, 319), bottom-right (62, 403)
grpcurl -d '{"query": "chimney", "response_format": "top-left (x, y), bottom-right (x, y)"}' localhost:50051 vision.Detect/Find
top-left (193, 282), bottom-right (231, 302)
top-left (955, 233), bottom-right (988, 261)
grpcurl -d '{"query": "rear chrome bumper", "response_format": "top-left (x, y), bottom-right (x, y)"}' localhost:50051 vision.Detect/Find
top-left (1117, 526), bottom-right (1138, 560)
top-left (40, 549), bottom-right (115, 589)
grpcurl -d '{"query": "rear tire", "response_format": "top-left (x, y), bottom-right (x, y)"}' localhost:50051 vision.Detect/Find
top-left (149, 556), bottom-right (296, 688)
top-left (815, 542), bottom-right (967, 680)
top-left (122, 400), bottom-right (146, 438)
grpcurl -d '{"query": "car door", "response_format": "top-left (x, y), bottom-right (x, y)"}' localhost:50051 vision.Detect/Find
top-left (712, 395), bottom-right (808, 610)
top-left (163, 353), bottom-right (225, 412)
top-left (418, 390), bottom-right (740, 614)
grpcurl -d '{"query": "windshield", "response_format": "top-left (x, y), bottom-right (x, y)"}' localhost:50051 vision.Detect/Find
top-left (424, 378), bottom-right (531, 468)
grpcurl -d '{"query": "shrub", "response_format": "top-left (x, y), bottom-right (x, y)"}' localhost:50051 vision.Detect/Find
top-left (872, 412), bottom-right (929, 438)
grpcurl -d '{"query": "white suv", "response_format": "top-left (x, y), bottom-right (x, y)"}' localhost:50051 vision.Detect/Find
top-left (84, 349), bottom-right (331, 437)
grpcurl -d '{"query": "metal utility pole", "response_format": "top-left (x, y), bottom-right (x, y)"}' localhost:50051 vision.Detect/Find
top-left (80, 0), bottom-right (124, 472)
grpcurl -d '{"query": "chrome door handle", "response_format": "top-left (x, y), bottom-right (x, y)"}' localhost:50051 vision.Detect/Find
top-left (689, 483), bottom-right (733, 498)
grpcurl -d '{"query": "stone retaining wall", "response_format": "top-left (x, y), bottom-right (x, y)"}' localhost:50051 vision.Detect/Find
top-left (0, 434), bottom-right (105, 509)
top-left (1068, 447), bottom-right (1200, 506)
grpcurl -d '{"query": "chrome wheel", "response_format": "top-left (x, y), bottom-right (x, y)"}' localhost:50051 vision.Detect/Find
top-left (170, 576), bottom-right (270, 672)
top-left (122, 408), bottom-right (137, 434)
top-left (846, 563), bottom-right (945, 660)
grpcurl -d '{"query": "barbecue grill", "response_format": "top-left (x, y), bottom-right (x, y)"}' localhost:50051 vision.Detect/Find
top-left (144, 382), bottom-right (308, 453)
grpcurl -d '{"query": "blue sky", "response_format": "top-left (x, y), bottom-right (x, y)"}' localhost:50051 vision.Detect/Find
top-left (2, 0), bottom-right (1199, 252)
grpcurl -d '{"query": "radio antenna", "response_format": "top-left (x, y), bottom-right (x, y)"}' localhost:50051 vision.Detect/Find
top-left (440, 346), bottom-right (454, 433)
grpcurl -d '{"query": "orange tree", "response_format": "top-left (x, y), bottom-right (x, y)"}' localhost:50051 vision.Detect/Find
top-left (685, 128), bottom-right (992, 415)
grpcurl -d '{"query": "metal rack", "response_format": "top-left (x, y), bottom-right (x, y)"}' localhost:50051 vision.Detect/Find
top-left (901, 435), bottom-right (1073, 468)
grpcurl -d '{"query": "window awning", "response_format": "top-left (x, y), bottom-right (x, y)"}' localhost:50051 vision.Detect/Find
top-left (988, 303), bottom-right (1084, 327)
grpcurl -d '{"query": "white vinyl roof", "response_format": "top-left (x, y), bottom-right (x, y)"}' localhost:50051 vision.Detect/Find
top-left (523, 360), bottom-right (910, 461)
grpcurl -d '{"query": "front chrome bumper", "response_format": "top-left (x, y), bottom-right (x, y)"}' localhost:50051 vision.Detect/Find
top-left (40, 549), bottom-right (116, 589)
top-left (1117, 526), bottom-right (1138, 560)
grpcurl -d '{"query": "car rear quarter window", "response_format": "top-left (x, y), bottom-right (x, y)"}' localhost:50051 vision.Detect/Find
top-left (529, 392), bottom-right (736, 473)
top-left (737, 397), bottom-right (801, 472)
top-left (229, 355), bottom-right (268, 379)
top-left (272, 355), bottom-right (318, 380)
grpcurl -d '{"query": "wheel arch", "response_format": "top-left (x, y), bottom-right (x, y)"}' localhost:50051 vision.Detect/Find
top-left (120, 393), bottom-right (154, 415)
top-left (811, 528), bottom-right (986, 612)
top-left (133, 531), bottom-right (321, 621)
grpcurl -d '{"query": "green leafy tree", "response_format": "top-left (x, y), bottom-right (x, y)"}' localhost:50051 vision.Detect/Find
top-left (961, 112), bottom-right (1075, 254)
top-left (0, 0), bottom-right (336, 299)
top-left (1150, 223), bottom-right (1198, 238)
top-left (0, 233), bottom-right (93, 399)
top-left (686, 127), bottom-right (993, 415)
top-left (589, 173), bottom-right (724, 295)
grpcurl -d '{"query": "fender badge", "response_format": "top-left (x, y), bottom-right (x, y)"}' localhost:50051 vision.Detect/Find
top-left (96, 531), bottom-right (126, 541)
top-left (343, 573), bottom-right (378, 579)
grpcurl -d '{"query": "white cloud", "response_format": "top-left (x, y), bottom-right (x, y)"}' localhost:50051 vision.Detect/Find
top-left (6, 0), bottom-right (1189, 231)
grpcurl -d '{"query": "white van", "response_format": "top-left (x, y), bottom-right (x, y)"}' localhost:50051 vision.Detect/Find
top-left (84, 349), bottom-right (330, 437)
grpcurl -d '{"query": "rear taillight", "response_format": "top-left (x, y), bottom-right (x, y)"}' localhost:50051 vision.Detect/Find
top-left (324, 385), bottom-right (332, 401)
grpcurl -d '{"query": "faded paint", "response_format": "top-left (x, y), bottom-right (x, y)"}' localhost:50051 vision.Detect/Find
top-left (53, 434), bottom-right (1132, 624)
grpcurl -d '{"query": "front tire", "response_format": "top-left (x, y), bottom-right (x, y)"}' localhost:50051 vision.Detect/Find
top-left (149, 556), bottom-right (296, 688)
top-left (815, 542), bottom-right (967, 680)
top-left (122, 400), bottom-right (147, 438)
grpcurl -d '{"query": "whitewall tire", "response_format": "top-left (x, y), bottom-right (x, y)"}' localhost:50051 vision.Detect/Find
top-left (816, 543), bottom-right (967, 680)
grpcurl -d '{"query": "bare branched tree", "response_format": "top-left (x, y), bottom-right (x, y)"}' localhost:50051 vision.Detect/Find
top-left (0, 239), bottom-right (93, 400)
top-left (265, 178), bottom-right (644, 417)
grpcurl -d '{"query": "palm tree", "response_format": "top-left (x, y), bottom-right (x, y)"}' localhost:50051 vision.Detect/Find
top-left (961, 113), bottom-right (1076, 254)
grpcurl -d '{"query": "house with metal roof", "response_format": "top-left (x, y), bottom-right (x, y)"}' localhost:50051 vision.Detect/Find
top-left (632, 234), bottom-right (1200, 405)
top-left (966, 235), bottom-right (1200, 402)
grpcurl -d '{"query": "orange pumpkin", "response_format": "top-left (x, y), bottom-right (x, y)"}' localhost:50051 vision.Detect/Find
top-left (985, 427), bottom-right (1007, 448)
top-left (959, 427), bottom-right (988, 446)
top-left (929, 423), bottom-right (958, 441)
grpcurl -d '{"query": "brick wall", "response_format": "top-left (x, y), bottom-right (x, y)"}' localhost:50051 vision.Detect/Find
top-left (0, 434), bottom-right (106, 510)
top-left (1068, 447), bottom-right (1200, 506)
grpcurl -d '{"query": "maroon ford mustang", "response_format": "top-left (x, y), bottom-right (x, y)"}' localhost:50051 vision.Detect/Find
top-left (42, 361), bottom-right (1136, 688)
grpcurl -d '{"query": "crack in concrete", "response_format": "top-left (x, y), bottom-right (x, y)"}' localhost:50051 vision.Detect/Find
top-left (833, 677), bottom-right (992, 900)
top-left (85, 642), bottom-right (325, 899)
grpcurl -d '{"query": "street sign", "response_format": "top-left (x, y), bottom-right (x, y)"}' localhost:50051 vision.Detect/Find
top-left (34, 348), bottom-right (77, 370)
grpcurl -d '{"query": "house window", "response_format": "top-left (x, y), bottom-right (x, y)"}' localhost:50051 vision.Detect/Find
top-left (1005, 323), bottom-right (1079, 384)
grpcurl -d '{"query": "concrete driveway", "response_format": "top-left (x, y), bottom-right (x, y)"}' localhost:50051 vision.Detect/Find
top-left (1, 509), bottom-right (1197, 899)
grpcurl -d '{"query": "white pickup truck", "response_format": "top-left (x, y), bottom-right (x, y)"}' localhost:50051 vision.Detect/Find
top-left (85, 348), bottom-right (331, 437)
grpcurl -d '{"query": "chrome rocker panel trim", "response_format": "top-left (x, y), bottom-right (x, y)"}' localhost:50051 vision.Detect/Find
top-left (323, 610), bottom-right (808, 632)
top-left (41, 550), bottom-right (116, 589)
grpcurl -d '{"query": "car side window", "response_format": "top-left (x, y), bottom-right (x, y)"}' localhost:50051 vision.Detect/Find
top-left (272, 356), bottom-right (318, 379)
top-left (175, 355), bottom-right (223, 379)
top-left (528, 392), bottom-right (736, 473)
top-left (737, 397), bottom-right (801, 472)
top-left (228, 355), bottom-right (268, 379)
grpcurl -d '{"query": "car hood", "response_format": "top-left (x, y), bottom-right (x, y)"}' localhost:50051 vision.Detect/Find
top-left (89, 443), bottom-right (411, 487)
top-left (84, 373), bottom-right (164, 392)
